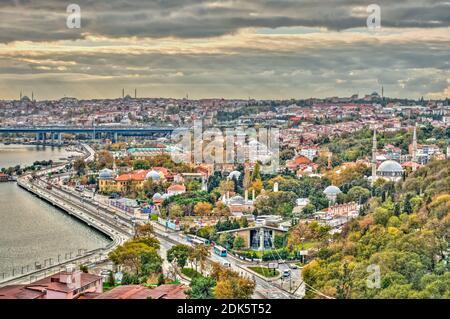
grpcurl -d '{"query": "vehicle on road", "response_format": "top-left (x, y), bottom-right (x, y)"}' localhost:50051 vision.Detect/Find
top-left (282, 269), bottom-right (291, 278)
top-left (221, 261), bottom-right (231, 267)
top-left (186, 234), bottom-right (210, 246)
top-left (213, 245), bottom-right (228, 257)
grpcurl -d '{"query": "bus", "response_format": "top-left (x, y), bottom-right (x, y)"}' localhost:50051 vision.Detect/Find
top-left (213, 245), bottom-right (227, 257)
top-left (186, 234), bottom-right (210, 246)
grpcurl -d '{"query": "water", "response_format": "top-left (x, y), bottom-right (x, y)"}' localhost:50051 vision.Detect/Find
top-left (0, 144), bottom-right (111, 275)
top-left (0, 143), bottom-right (80, 170)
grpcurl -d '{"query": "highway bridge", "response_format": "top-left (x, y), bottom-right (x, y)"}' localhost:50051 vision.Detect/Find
top-left (0, 126), bottom-right (178, 142)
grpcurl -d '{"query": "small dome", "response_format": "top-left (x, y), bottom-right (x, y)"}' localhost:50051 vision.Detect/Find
top-left (146, 170), bottom-right (161, 181)
top-left (229, 195), bottom-right (245, 205)
top-left (228, 171), bottom-right (241, 180)
top-left (152, 193), bottom-right (162, 200)
top-left (99, 168), bottom-right (114, 179)
top-left (324, 185), bottom-right (342, 195)
top-left (378, 160), bottom-right (403, 173)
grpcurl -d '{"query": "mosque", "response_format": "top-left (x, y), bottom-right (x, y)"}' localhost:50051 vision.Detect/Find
top-left (368, 127), bottom-right (419, 184)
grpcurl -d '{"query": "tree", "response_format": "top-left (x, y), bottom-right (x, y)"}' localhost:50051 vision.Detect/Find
top-left (108, 242), bottom-right (156, 276)
top-left (218, 180), bottom-right (234, 196)
top-left (347, 186), bottom-right (371, 204)
top-left (169, 203), bottom-right (184, 219)
top-left (140, 250), bottom-right (163, 278)
top-left (135, 223), bottom-right (154, 238)
top-left (194, 202), bottom-right (213, 216)
top-left (213, 202), bottom-right (231, 218)
top-left (167, 244), bottom-right (192, 269)
top-left (107, 271), bottom-right (115, 287)
top-left (210, 263), bottom-right (256, 299)
top-left (251, 162), bottom-right (261, 181)
top-left (189, 244), bottom-right (211, 274)
top-left (233, 236), bottom-right (245, 250)
top-left (187, 276), bottom-right (216, 299)
top-left (133, 159), bottom-right (151, 170)
top-left (96, 150), bottom-right (114, 169)
top-left (73, 158), bottom-right (86, 176)
top-left (301, 204), bottom-right (316, 217)
top-left (250, 179), bottom-right (263, 196)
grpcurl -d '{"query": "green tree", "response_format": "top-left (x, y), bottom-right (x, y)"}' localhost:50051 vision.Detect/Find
top-left (187, 276), bottom-right (216, 299)
top-left (167, 244), bottom-right (192, 269)
top-left (233, 236), bottom-right (245, 250)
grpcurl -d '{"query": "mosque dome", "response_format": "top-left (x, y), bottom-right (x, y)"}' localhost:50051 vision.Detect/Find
top-left (146, 170), bottom-right (161, 181)
top-left (324, 185), bottom-right (342, 195)
top-left (228, 171), bottom-right (241, 180)
top-left (229, 195), bottom-right (245, 205)
top-left (377, 160), bottom-right (403, 173)
top-left (152, 193), bottom-right (162, 200)
top-left (99, 168), bottom-right (114, 180)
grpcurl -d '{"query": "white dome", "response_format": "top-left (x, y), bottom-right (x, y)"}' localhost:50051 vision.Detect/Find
top-left (378, 160), bottom-right (403, 173)
top-left (146, 170), bottom-right (161, 181)
top-left (324, 185), bottom-right (342, 195)
top-left (229, 195), bottom-right (245, 205)
top-left (152, 193), bottom-right (162, 200)
top-left (99, 168), bottom-right (114, 179)
top-left (228, 171), bottom-right (241, 180)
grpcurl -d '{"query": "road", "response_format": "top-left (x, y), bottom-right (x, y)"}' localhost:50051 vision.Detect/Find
top-left (27, 143), bottom-right (302, 299)
top-left (150, 222), bottom-right (300, 299)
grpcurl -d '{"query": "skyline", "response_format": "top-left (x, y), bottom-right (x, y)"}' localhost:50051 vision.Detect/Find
top-left (0, 0), bottom-right (449, 100)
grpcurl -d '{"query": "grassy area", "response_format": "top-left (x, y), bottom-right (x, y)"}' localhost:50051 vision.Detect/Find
top-left (248, 266), bottom-right (280, 278)
top-left (295, 241), bottom-right (317, 250)
top-left (181, 268), bottom-right (202, 279)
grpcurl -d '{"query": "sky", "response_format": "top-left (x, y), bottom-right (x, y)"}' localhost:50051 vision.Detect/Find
top-left (0, 0), bottom-right (449, 100)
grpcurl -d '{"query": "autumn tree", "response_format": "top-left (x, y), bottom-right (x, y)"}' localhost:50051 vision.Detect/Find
top-left (194, 202), bottom-right (213, 216)
top-left (218, 180), bottom-right (235, 196)
top-left (96, 150), bottom-right (114, 169)
top-left (189, 244), bottom-right (211, 274)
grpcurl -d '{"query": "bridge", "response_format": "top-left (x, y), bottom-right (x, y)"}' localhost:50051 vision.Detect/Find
top-left (0, 126), bottom-right (177, 143)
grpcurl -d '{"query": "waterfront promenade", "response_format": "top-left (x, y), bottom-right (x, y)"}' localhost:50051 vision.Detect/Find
top-left (0, 145), bottom-right (132, 287)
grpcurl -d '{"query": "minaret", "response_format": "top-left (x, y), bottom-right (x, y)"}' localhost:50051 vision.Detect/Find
top-left (371, 129), bottom-right (377, 185)
top-left (122, 88), bottom-right (124, 99)
top-left (20, 90), bottom-right (22, 100)
top-left (134, 88), bottom-right (137, 99)
top-left (412, 124), bottom-right (418, 172)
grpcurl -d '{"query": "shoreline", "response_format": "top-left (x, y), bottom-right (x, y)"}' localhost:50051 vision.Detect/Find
top-left (0, 144), bottom-right (129, 286)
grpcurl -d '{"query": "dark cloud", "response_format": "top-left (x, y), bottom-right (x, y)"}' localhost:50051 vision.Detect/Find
top-left (0, 0), bottom-right (448, 42)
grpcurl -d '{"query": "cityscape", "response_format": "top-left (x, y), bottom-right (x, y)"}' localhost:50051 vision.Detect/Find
top-left (0, 0), bottom-right (449, 308)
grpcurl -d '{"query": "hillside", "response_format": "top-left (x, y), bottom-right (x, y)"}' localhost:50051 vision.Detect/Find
top-left (301, 159), bottom-right (450, 299)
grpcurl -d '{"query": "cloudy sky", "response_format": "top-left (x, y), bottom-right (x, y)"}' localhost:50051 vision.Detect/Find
top-left (0, 0), bottom-right (448, 100)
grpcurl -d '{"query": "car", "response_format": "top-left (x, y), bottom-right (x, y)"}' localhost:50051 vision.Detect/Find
top-left (291, 264), bottom-right (298, 269)
top-left (282, 269), bottom-right (291, 278)
top-left (221, 261), bottom-right (231, 268)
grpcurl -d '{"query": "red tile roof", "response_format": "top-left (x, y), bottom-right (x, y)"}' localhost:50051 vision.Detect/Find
top-left (167, 184), bottom-right (186, 192)
top-left (115, 170), bottom-right (149, 182)
top-left (95, 284), bottom-right (187, 299)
